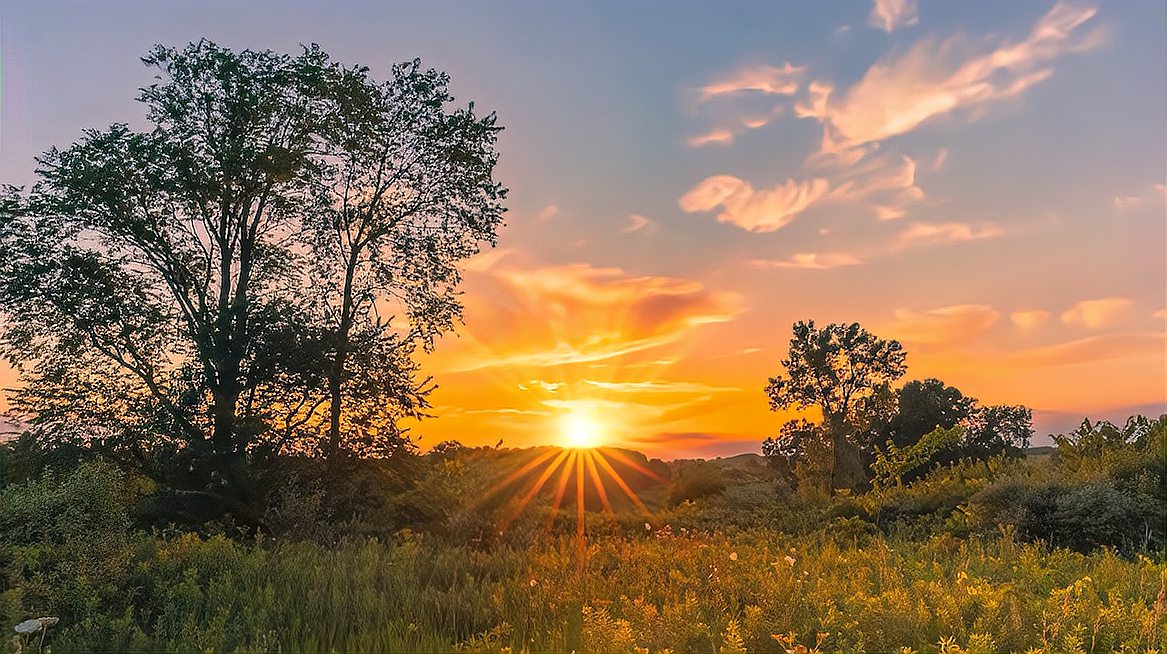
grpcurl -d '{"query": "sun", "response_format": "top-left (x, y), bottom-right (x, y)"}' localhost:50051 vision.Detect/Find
top-left (560, 409), bottom-right (606, 449)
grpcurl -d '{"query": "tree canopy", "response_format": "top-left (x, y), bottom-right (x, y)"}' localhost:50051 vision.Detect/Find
top-left (0, 41), bottom-right (506, 525)
top-left (762, 321), bottom-right (1032, 494)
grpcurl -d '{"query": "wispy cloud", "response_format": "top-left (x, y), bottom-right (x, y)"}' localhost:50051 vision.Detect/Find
top-left (536, 204), bottom-right (560, 221)
top-left (801, 2), bottom-right (1104, 152)
top-left (1011, 310), bottom-right (1052, 330)
top-left (698, 62), bottom-right (804, 101)
top-left (581, 379), bottom-right (740, 395)
top-left (679, 175), bottom-right (830, 232)
top-left (687, 128), bottom-right (735, 148)
top-left (869, 0), bottom-right (918, 33)
top-left (749, 252), bottom-right (862, 270)
top-left (1006, 333), bottom-right (1162, 367)
top-left (446, 262), bottom-right (742, 372)
top-left (894, 221), bottom-right (1003, 248)
top-left (622, 214), bottom-right (656, 234)
top-left (883, 304), bottom-right (1000, 346)
top-left (1060, 297), bottom-right (1133, 329)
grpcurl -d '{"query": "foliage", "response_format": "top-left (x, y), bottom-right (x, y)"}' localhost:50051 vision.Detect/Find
top-left (2, 525), bottom-right (1163, 653)
top-left (667, 462), bottom-right (727, 506)
top-left (0, 41), bottom-right (505, 526)
top-left (871, 425), bottom-right (965, 489)
top-left (764, 320), bottom-right (907, 495)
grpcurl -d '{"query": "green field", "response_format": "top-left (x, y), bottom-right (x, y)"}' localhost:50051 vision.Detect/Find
top-left (2, 417), bottom-right (1164, 653)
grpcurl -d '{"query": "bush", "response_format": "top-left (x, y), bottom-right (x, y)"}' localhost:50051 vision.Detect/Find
top-left (0, 461), bottom-right (143, 645)
top-left (667, 463), bottom-right (726, 506)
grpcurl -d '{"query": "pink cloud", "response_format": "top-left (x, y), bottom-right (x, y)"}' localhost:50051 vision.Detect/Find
top-left (699, 62), bottom-right (804, 101)
top-left (686, 128), bottom-right (735, 148)
top-left (869, 0), bottom-right (918, 33)
top-left (895, 221), bottom-right (1003, 248)
top-left (749, 252), bottom-right (862, 270)
top-left (622, 214), bottom-right (656, 234)
top-left (802, 2), bottom-right (1103, 151)
top-left (679, 175), bottom-right (830, 232)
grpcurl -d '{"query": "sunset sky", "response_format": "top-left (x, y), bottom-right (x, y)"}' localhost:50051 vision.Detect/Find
top-left (1, 0), bottom-right (1164, 457)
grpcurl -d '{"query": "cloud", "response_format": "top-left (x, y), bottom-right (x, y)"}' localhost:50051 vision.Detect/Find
top-left (802, 2), bottom-right (1103, 151)
top-left (447, 262), bottom-right (743, 372)
top-left (1011, 310), bottom-right (1051, 330)
top-left (932, 148), bottom-right (949, 171)
top-left (581, 380), bottom-right (740, 395)
top-left (459, 247), bottom-right (515, 272)
top-left (679, 175), bottom-right (831, 232)
top-left (869, 0), bottom-right (919, 32)
top-left (883, 304), bottom-right (1000, 346)
top-left (536, 204), bottom-right (560, 221)
top-left (622, 214), bottom-right (656, 234)
top-left (1060, 297), bottom-right (1133, 329)
top-left (1006, 333), bottom-right (1162, 367)
top-left (749, 252), bottom-right (862, 270)
top-left (699, 62), bottom-right (804, 101)
top-left (894, 221), bottom-right (1003, 248)
top-left (687, 128), bottom-right (735, 148)
top-left (1113, 195), bottom-right (1142, 210)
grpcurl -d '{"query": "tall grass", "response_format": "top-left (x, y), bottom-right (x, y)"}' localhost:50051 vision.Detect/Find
top-left (22, 528), bottom-right (1166, 653)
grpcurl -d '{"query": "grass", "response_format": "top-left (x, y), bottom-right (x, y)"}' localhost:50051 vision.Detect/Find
top-left (20, 525), bottom-right (1166, 653)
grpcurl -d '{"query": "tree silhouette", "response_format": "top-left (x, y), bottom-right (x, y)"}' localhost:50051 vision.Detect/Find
top-left (764, 320), bottom-right (906, 494)
top-left (0, 41), bottom-right (505, 524)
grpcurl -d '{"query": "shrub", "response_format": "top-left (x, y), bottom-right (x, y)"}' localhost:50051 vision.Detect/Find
top-left (667, 464), bottom-right (727, 506)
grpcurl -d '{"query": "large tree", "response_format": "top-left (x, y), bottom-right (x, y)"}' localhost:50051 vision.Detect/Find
top-left (0, 41), bottom-right (505, 523)
top-left (764, 320), bottom-right (907, 494)
top-left (303, 59), bottom-right (505, 462)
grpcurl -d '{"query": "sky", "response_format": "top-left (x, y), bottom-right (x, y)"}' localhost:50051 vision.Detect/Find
top-left (1, 0), bottom-right (1164, 457)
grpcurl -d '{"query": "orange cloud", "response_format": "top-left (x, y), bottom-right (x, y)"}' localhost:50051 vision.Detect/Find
top-left (802, 2), bottom-right (1103, 151)
top-left (894, 221), bottom-right (1003, 248)
top-left (445, 262), bottom-right (743, 372)
top-left (749, 252), bottom-right (862, 270)
top-left (1060, 297), bottom-right (1133, 329)
top-left (679, 175), bottom-right (830, 232)
top-left (883, 304), bottom-right (1000, 346)
top-left (1006, 333), bottom-right (1162, 368)
top-left (1011, 310), bottom-right (1052, 330)
top-left (869, 0), bottom-right (918, 33)
top-left (699, 62), bottom-right (804, 101)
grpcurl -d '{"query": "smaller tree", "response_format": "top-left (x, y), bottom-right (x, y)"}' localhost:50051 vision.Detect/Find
top-left (764, 320), bottom-right (907, 495)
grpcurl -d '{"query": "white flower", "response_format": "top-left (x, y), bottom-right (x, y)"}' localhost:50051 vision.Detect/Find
top-left (729, 552), bottom-right (738, 561)
top-left (14, 617), bottom-right (58, 635)
top-left (645, 522), bottom-right (652, 531)
top-left (784, 555), bottom-right (796, 566)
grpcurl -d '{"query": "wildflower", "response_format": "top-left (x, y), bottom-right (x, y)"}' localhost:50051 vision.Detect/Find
top-left (14, 617), bottom-right (58, 634)
top-left (729, 552), bottom-right (738, 561)
top-left (529, 578), bottom-right (538, 587)
top-left (645, 522), bottom-right (652, 531)
top-left (784, 555), bottom-right (796, 566)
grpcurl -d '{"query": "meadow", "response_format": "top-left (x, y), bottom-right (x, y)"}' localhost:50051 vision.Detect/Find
top-left (2, 416), bottom-right (1164, 653)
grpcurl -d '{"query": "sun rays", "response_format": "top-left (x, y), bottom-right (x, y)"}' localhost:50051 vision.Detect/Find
top-left (484, 444), bottom-right (666, 539)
